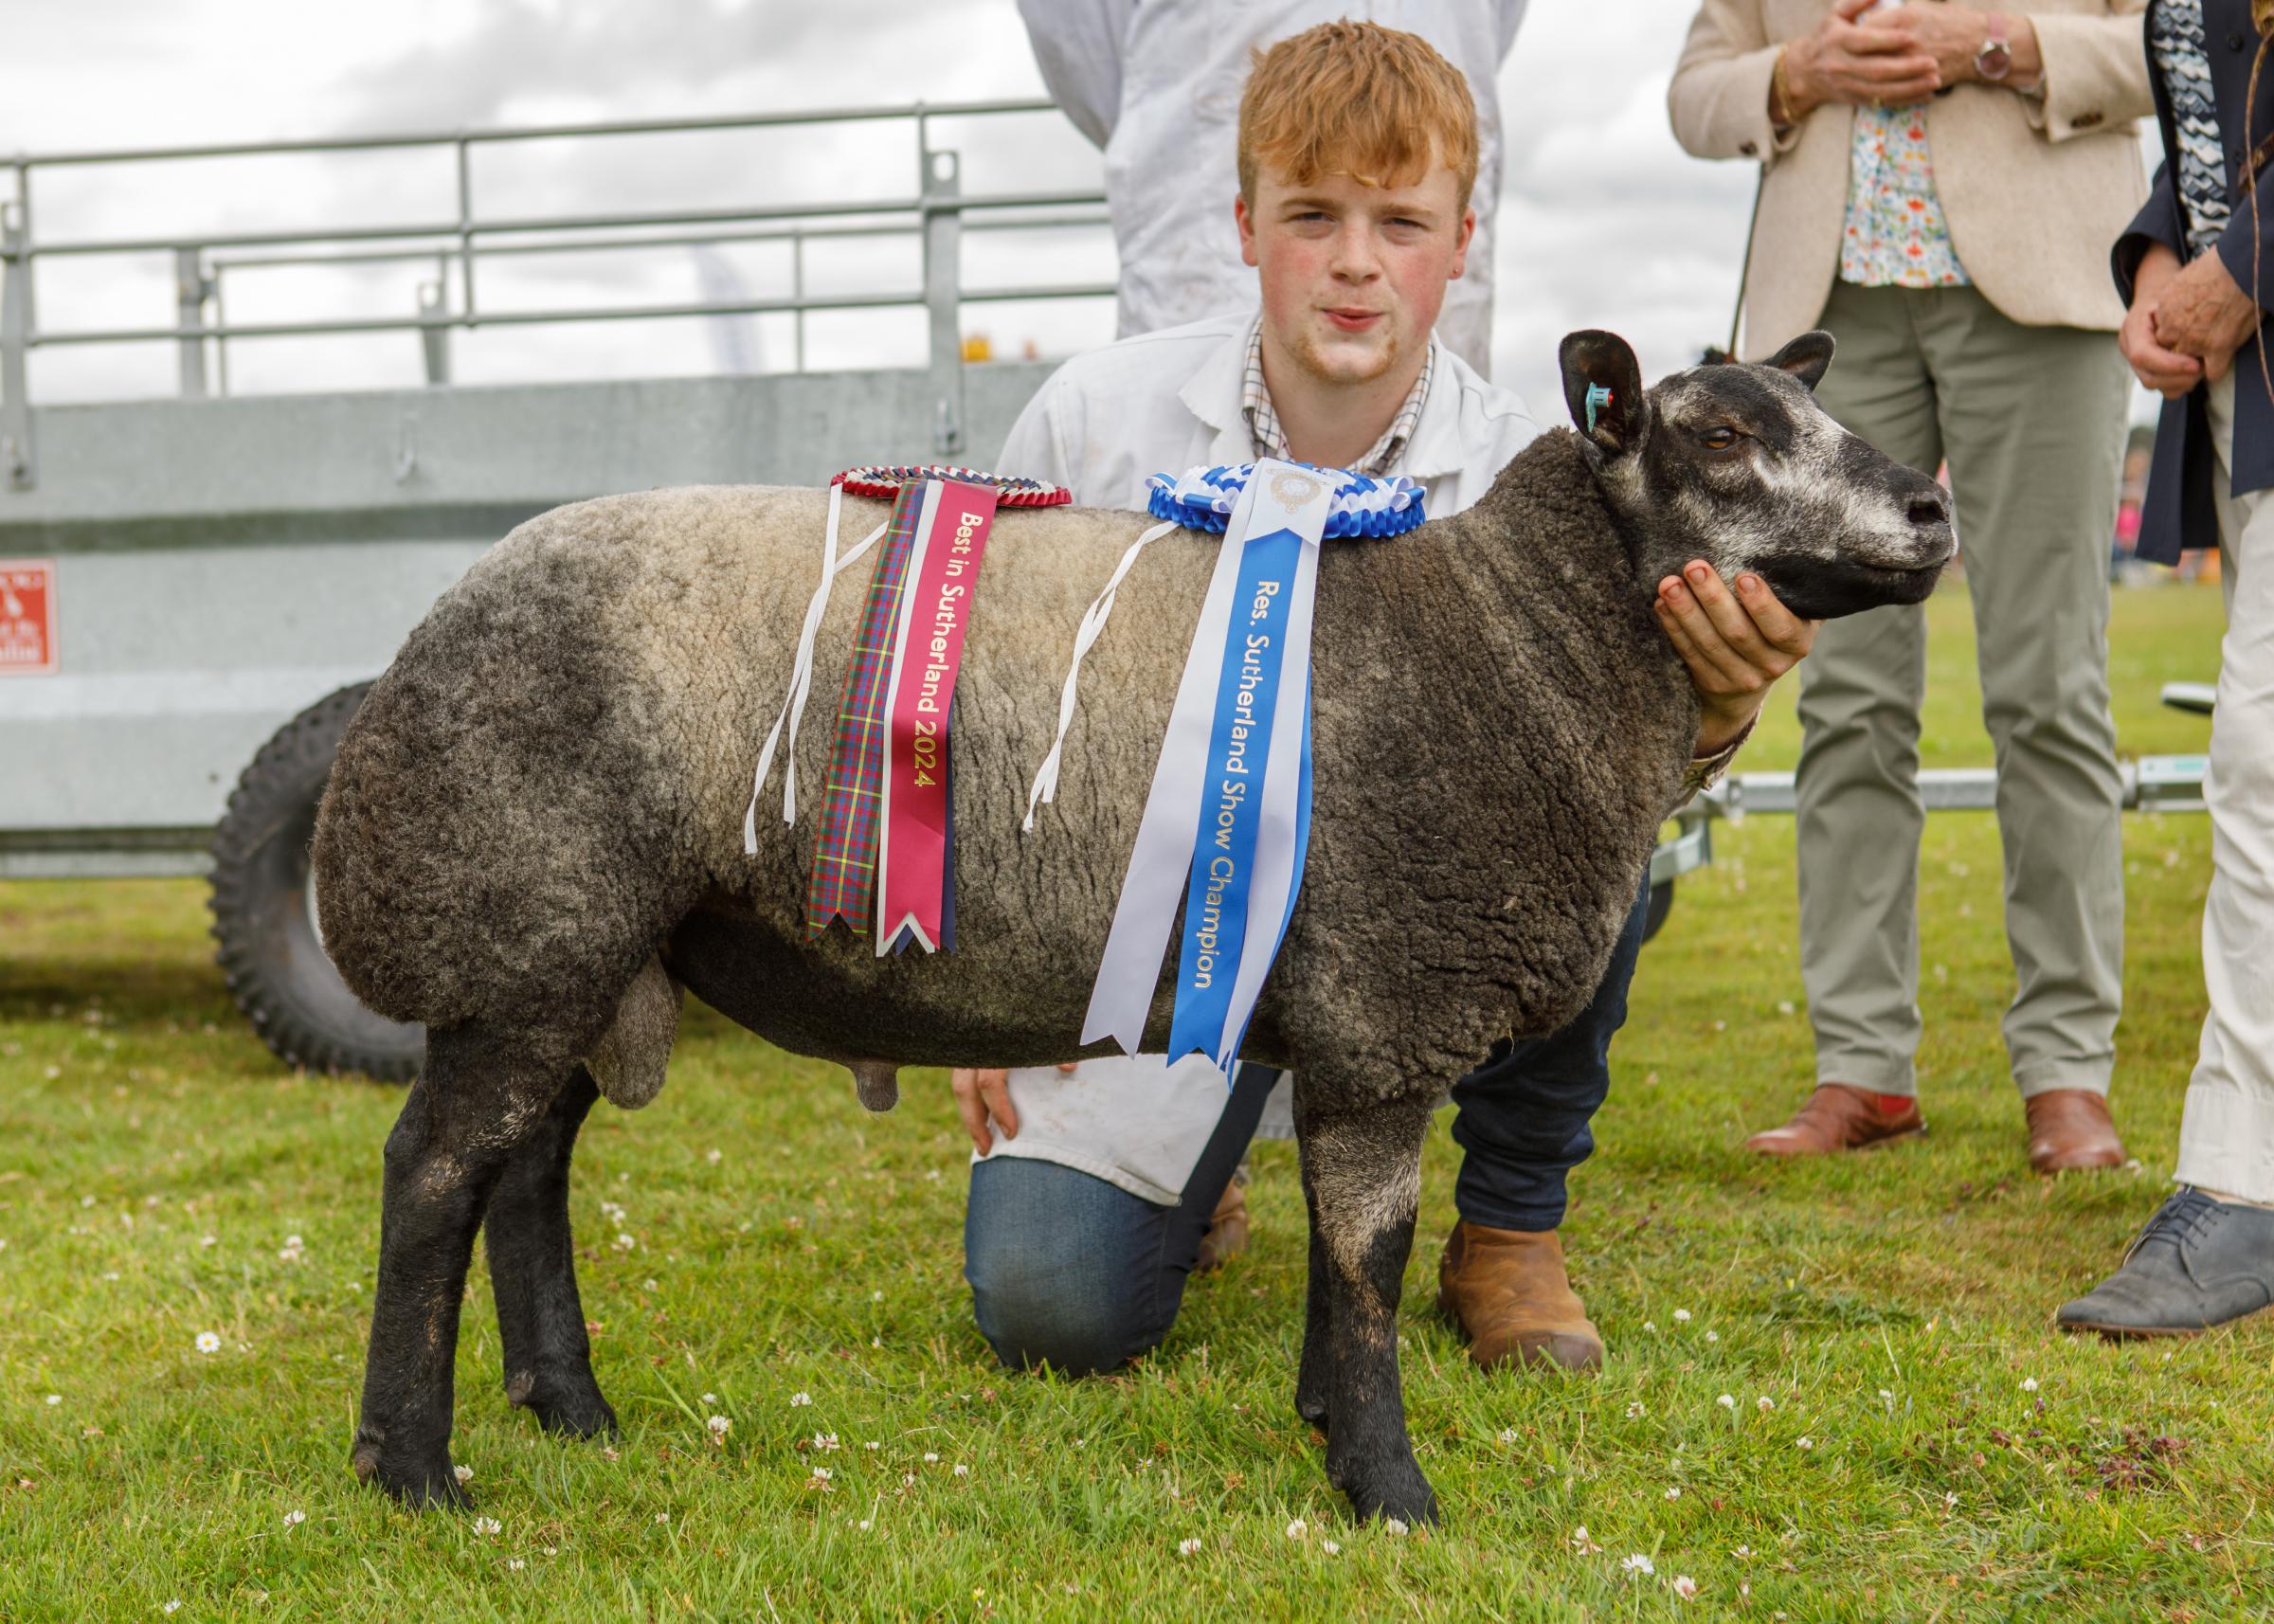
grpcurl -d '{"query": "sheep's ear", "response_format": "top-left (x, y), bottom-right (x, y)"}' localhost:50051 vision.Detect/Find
top-left (1762, 331), bottom-right (1834, 391)
top-left (1559, 330), bottom-right (1647, 455)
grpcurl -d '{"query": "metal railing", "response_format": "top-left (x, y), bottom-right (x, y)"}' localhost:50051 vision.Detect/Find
top-left (0, 99), bottom-right (1116, 490)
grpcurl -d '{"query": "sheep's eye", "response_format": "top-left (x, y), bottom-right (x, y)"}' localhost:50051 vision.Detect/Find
top-left (1698, 426), bottom-right (1742, 452)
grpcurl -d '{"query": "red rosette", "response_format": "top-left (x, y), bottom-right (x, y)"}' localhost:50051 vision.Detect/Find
top-left (831, 464), bottom-right (1072, 507)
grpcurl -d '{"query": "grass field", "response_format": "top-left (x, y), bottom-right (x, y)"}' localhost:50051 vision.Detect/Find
top-left (2, 580), bottom-right (2264, 1622)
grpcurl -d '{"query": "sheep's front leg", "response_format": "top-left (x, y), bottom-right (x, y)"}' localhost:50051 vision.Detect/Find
top-left (1295, 1097), bottom-right (1436, 1526)
top-left (485, 1066), bottom-right (617, 1440)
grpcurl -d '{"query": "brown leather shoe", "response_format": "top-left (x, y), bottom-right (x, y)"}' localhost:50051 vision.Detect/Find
top-left (1436, 1221), bottom-right (1604, 1372)
top-left (2025, 1089), bottom-right (2125, 1173)
top-left (1192, 1174), bottom-right (1250, 1273)
top-left (1744, 1083), bottom-right (1925, 1157)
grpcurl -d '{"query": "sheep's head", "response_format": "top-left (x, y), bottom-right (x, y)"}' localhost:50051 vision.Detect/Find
top-left (1558, 329), bottom-right (1955, 622)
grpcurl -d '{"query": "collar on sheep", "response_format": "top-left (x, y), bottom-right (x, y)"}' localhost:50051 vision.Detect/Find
top-left (1146, 461), bottom-right (1426, 537)
top-left (832, 464), bottom-right (1072, 506)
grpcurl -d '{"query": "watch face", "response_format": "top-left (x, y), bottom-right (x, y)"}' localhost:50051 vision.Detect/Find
top-left (1978, 41), bottom-right (2012, 77)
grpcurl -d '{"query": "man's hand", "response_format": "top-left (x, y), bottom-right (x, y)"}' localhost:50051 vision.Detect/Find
top-left (2153, 248), bottom-right (2264, 384)
top-left (952, 1062), bottom-right (1078, 1156)
top-left (1779, 0), bottom-right (1941, 122)
top-left (2121, 242), bottom-right (2206, 398)
top-left (1655, 562), bottom-right (1818, 754)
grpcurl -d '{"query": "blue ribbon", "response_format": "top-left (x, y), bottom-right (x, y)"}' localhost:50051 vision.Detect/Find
top-left (1165, 525), bottom-right (1304, 1062)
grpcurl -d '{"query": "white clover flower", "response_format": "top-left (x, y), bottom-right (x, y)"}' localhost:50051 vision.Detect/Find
top-left (1732, 1544), bottom-right (1754, 1559)
top-left (1717, 1394), bottom-right (1735, 1411)
top-left (1572, 1525), bottom-right (1603, 1556)
top-left (1498, 1427), bottom-right (1520, 1443)
top-left (705, 1148), bottom-right (723, 1165)
top-left (508, 1560), bottom-right (526, 1571)
top-left (44, 1394), bottom-right (60, 1406)
top-left (612, 1233), bottom-right (636, 1252)
top-left (857, 1519), bottom-right (873, 1531)
top-left (194, 1332), bottom-right (221, 1355)
top-left (1945, 1491), bottom-right (1958, 1508)
top-left (474, 1516), bottom-right (501, 1537)
top-left (1796, 1436), bottom-right (1814, 1451)
top-left (1382, 1518), bottom-right (1409, 1537)
top-left (1665, 1486), bottom-right (1681, 1501)
top-left (1757, 1397), bottom-right (1775, 1413)
top-left (810, 1467), bottom-right (833, 1488)
top-left (701, 1393), bottom-right (717, 1405)
top-left (1879, 1388), bottom-right (1894, 1403)
top-left (1284, 1519), bottom-right (1308, 1541)
top-left (1178, 1538), bottom-right (1202, 1557)
top-left (1622, 1554), bottom-right (1655, 1575)
top-left (812, 1432), bottom-right (838, 1451)
top-left (453, 1464), bottom-right (473, 1486)
top-left (656, 1511), bottom-right (671, 1524)
top-left (1643, 1321), bottom-right (1657, 1333)
top-left (163, 1603), bottom-right (181, 1615)
top-left (1322, 1539), bottom-right (1342, 1556)
top-left (708, 1416), bottom-right (731, 1437)
top-left (282, 1509), bottom-right (305, 1528)
top-left (865, 1440), bottom-right (880, 1452)
top-left (1705, 1331), bottom-right (1720, 1344)
top-left (1672, 1309), bottom-right (1691, 1324)
top-left (789, 1392), bottom-right (812, 1408)
top-left (1671, 1575), bottom-right (1699, 1600)
top-left (2021, 1378), bottom-right (2039, 1393)
top-left (1626, 1402), bottom-right (1646, 1418)
top-left (953, 1464), bottom-right (969, 1478)
top-left (923, 1452), bottom-right (939, 1463)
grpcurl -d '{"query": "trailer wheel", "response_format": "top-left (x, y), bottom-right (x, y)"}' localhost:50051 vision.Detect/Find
top-left (208, 682), bottom-right (424, 1083)
top-left (1642, 876), bottom-right (1675, 945)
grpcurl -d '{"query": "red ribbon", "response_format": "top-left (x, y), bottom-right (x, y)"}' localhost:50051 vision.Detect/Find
top-left (876, 480), bottom-right (999, 952)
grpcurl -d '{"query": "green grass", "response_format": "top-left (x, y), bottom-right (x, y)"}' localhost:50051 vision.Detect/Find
top-left (2, 580), bottom-right (2264, 1622)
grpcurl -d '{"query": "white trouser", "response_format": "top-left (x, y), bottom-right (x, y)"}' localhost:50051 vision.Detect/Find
top-left (2173, 372), bottom-right (2274, 1203)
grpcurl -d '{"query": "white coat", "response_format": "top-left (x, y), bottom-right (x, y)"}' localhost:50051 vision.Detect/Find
top-left (984, 312), bottom-right (1541, 1203)
top-left (1014, 0), bottom-right (1531, 374)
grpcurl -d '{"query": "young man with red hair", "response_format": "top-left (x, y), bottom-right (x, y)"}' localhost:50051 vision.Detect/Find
top-left (954, 20), bottom-right (1814, 1378)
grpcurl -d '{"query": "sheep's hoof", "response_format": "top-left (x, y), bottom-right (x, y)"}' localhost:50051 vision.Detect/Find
top-left (352, 1433), bottom-right (473, 1511)
top-left (850, 1061), bottom-right (900, 1113)
top-left (1332, 1459), bottom-right (1439, 1530)
top-left (504, 1367), bottom-right (620, 1440)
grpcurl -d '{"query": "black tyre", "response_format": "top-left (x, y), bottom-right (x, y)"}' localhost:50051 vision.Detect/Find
top-left (1641, 877), bottom-right (1675, 945)
top-left (208, 681), bottom-right (424, 1082)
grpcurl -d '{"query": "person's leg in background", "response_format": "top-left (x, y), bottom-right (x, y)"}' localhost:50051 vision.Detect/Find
top-left (2062, 371), bottom-right (2274, 1332)
top-left (1749, 282), bottom-right (1943, 1156)
top-left (1436, 874), bottom-right (1651, 1370)
top-left (1919, 286), bottom-right (2130, 1170)
top-left (963, 1062), bottom-right (1280, 1374)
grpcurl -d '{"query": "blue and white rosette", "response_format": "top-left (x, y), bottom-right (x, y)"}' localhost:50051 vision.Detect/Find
top-left (1073, 460), bottom-right (1342, 1070)
top-left (1146, 463), bottom-right (1426, 538)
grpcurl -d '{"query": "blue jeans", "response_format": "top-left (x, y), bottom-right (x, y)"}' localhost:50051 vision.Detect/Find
top-left (964, 877), bottom-right (1653, 1373)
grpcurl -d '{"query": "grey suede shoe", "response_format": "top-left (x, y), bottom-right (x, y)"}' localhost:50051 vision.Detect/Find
top-left (2058, 1187), bottom-right (2274, 1338)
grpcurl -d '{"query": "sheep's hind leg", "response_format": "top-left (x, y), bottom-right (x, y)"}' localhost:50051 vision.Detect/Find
top-left (485, 1066), bottom-right (617, 1440)
top-left (352, 1022), bottom-right (568, 1509)
top-left (1294, 1096), bottom-right (1437, 1527)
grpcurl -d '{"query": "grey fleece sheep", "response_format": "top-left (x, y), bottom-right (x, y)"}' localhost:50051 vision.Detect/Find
top-left (313, 330), bottom-right (1954, 1526)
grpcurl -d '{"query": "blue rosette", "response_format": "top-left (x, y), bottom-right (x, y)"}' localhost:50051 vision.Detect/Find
top-left (1146, 462), bottom-right (1426, 538)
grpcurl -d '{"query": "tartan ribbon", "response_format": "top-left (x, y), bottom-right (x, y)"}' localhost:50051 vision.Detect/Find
top-left (805, 482), bottom-right (929, 936)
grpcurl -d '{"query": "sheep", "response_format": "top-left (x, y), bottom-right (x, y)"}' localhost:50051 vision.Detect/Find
top-left (313, 329), bottom-right (1954, 1526)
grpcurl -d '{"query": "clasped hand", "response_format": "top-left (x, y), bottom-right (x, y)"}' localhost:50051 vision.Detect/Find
top-left (2122, 243), bottom-right (2262, 398)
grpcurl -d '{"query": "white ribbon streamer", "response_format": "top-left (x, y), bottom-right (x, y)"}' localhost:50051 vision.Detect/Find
top-left (1021, 517), bottom-right (1182, 832)
top-left (743, 483), bottom-right (890, 854)
top-left (1080, 483), bottom-right (1263, 1053)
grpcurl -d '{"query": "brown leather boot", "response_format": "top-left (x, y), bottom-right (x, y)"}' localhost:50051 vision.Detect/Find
top-left (2025, 1089), bottom-right (2125, 1173)
top-left (1192, 1174), bottom-right (1250, 1273)
top-left (1744, 1083), bottom-right (1925, 1156)
top-left (1436, 1221), bottom-right (1604, 1372)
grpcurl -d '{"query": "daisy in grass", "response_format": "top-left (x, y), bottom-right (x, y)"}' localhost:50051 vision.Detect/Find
top-left (194, 1332), bottom-right (220, 1354)
top-left (1621, 1554), bottom-right (1654, 1576)
top-left (281, 1509), bottom-right (305, 1529)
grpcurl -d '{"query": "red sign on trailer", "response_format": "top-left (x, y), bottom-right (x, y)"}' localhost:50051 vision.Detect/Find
top-left (0, 561), bottom-right (57, 676)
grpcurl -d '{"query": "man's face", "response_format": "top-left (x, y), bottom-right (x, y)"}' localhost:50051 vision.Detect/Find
top-left (1235, 161), bottom-right (1473, 388)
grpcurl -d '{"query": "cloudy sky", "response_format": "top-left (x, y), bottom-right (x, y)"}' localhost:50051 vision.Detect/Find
top-left (0, 0), bottom-right (2154, 426)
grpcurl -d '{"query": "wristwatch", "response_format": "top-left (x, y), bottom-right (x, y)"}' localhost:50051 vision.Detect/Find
top-left (1975, 13), bottom-right (2013, 81)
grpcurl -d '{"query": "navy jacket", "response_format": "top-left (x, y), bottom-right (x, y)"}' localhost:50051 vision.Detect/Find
top-left (2114, 0), bottom-right (2274, 562)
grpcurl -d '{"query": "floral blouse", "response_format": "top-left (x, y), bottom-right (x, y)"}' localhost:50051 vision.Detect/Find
top-left (1840, 102), bottom-right (1972, 288)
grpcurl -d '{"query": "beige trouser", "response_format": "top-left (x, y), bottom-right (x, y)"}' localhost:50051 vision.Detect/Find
top-left (2173, 373), bottom-right (2274, 1202)
top-left (1796, 281), bottom-right (2131, 1100)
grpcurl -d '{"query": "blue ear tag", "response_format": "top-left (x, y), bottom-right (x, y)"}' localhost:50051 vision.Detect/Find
top-left (1585, 384), bottom-right (1614, 434)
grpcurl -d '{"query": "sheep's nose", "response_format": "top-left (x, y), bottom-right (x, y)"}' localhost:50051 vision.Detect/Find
top-left (1906, 488), bottom-right (1951, 529)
